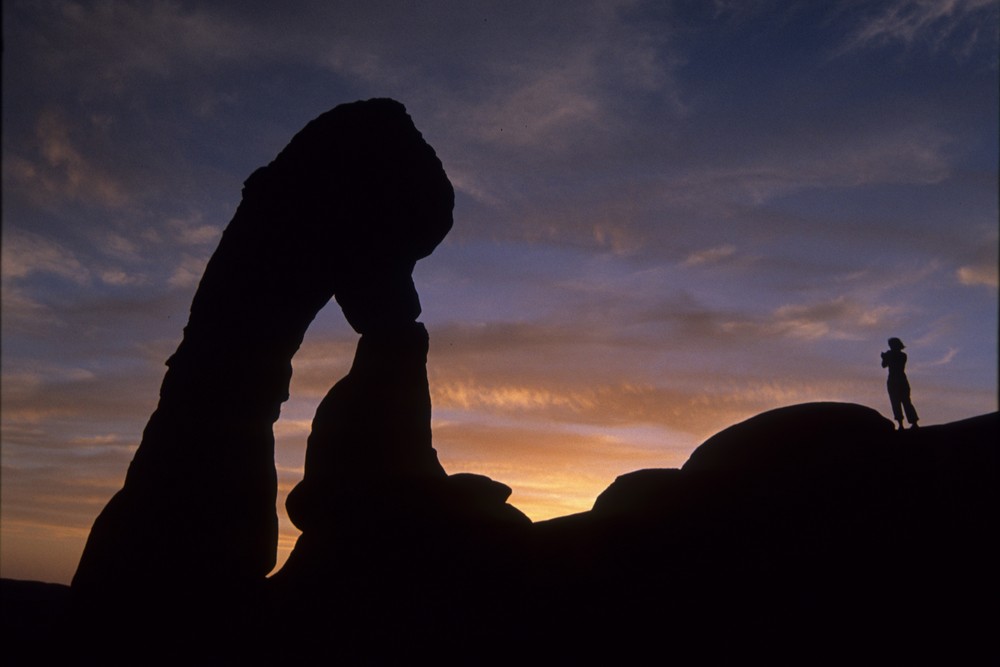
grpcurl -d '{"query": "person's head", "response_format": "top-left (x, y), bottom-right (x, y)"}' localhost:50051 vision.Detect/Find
top-left (887, 337), bottom-right (905, 350)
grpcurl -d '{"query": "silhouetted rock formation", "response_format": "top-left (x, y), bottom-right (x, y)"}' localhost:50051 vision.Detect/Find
top-left (271, 321), bottom-right (530, 655)
top-left (682, 401), bottom-right (894, 474)
top-left (285, 322), bottom-right (446, 531)
top-left (72, 99), bottom-right (454, 610)
top-left (263, 399), bottom-right (995, 662)
top-left (7, 406), bottom-right (997, 663)
top-left (532, 404), bottom-right (998, 663)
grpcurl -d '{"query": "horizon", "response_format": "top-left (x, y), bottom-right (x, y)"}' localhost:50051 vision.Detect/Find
top-left (2, 0), bottom-right (998, 584)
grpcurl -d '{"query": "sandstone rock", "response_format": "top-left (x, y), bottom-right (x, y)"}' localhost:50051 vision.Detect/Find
top-left (591, 468), bottom-right (683, 515)
top-left (275, 322), bottom-right (530, 568)
top-left (682, 401), bottom-right (894, 476)
top-left (73, 99), bottom-right (454, 604)
top-left (529, 405), bottom-right (998, 664)
top-left (271, 322), bottom-right (530, 655)
top-left (284, 322), bottom-right (447, 532)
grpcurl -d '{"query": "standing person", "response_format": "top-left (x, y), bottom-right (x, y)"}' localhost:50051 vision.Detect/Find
top-left (881, 337), bottom-right (919, 430)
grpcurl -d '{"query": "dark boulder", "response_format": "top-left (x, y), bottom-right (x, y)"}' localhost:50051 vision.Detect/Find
top-left (682, 401), bottom-right (895, 476)
top-left (591, 468), bottom-right (684, 516)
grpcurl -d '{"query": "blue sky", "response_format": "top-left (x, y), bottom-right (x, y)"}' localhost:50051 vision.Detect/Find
top-left (2, 0), bottom-right (997, 583)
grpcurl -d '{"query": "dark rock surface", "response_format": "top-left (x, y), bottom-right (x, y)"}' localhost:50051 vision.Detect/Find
top-left (271, 321), bottom-right (530, 657)
top-left (71, 99), bottom-right (454, 607)
top-left (4, 407), bottom-right (997, 663)
top-left (535, 405), bottom-right (998, 663)
top-left (284, 322), bottom-right (446, 532)
top-left (681, 401), bottom-right (894, 474)
top-left (262, 400), bottom-right (996, 662)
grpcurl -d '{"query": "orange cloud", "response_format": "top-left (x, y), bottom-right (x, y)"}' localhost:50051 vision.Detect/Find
top-left (957, 264), bottom-right (998, 289)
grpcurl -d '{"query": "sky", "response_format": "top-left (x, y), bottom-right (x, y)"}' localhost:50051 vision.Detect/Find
top-left (2, 0), bottom-right (997, 585)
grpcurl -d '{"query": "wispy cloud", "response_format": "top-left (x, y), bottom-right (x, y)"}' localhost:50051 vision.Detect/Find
top-left (0, 285), bottom-right (64, 330)
top-left (663, 125), bottom-right (953, 209)
top-left (167, 253), bottom-right (210, 289)
top-left (957, 263), bottom-right (999, 288)
top-left (167, 214), bottom-right (222, 246)
top-left (99, 269), bottom-right (147, 287)
top-left (1, 228), bottom-right (90, 284)
top-left (44, 1), bottom-right (259, 83)
top-left (6, 110), bottom-right (130, 210)
top-left (840, 0), bottom-right (999, 57)
top-left (434, 381), bottom-right (597, 414)
top-left (763, 297), bottom-right (904, 341)
top-left (955, 230), bottom-right (999, 288)
top-left (924, 346), bottom-right (960, 366)
top-left (1, 366), bottom-right (158, 435)
top-left (682, 244), bottom-right (738, 267)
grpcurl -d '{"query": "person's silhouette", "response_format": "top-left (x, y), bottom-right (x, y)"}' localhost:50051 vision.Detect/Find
top-left (881, 337), bottom-right (919, 430)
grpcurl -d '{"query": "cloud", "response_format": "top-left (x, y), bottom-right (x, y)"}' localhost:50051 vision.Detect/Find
top-left (168, 254), bottom-right (211, 289)
top-left (463, 64), bottom-right (602, 149)
top-left (955, 231), bottom-right (999, 289)
top-left (273, 419), bottom-right (313, 440)
top-left (1, 369), bottom-right (152, 588)
top-left (0, 366), bottom-right (158, 436)
top-left (957, 263), bottom-right (999, 288)
top-left (427, 367), bottom-right (877, 520)
top-left (1, 228), bottom-right (90, 284)
top-left (7, 110), bottom-right (130, 210)
top-left (95, 231), bottom-right (144, 262)
top-left (433, 381), bottom-right (598, 414)
top-left (442, 5), bottom-right (672, 149)
top-left (421, 310), bottom-right (876, 437)
top-left (0, 285), bottom-right (64, 330)
top-left (42, 1), bottom-right (259, 84)
top-left (0, 455), bottom-right (129, 583)
top-left (951, 225), bottom-right (1000, 288)
top-left (682, 244), bottom-right (738, 267)
top-left (924, 347), bottom-right (960, 366)
top-left (663, 125), bottom-right (953, 209)
top-left (718, 296), bottom-right (909, 342)
top-left (99, 269), bottom-right (147, 287)
top-left (284, 335), bottom-right (364, 398)
top-left (840, 0), bottom-right (999, 56)
top-left (168, 216), bottom-right (222, 246)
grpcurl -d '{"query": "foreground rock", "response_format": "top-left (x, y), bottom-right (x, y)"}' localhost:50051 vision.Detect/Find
top-left (72, 99), bottom-right (454, 608)
top-left (538, 405), bottom-right (998, 663)
top-left (264, 402), bottom-right (996, 661)
top-left (6, 406), bottom-right (996, 663)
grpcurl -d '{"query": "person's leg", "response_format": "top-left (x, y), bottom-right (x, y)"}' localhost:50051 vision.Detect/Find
top-left (888, 383), bottom-right (905, 429)
top-left (902, 390), bottom-right (919, 427)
